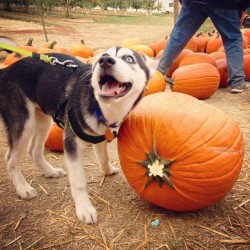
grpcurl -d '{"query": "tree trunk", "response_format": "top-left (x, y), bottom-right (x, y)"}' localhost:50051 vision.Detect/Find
top-left (173, 0), bottom-right (179, 24)
top-left (41, 14), bottom-right (48, 42)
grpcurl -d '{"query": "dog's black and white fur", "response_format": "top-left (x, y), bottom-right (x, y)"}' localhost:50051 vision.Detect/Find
top-left (0, 38), bottom-right (156, 224)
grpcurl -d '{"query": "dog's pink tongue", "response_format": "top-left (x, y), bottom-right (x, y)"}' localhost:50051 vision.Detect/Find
top-left (99, 82), bottom-right (125, 97)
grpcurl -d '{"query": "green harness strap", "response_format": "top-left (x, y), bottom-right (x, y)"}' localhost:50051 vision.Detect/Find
top-left (0, 43), bottom-right (52, 63)
top-left (0, 43), bottom-right (78, 69)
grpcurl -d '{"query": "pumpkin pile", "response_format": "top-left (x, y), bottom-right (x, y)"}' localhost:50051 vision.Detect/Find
top-left (117, 92), bottom-right (244, 211)
top-left (1, 31), bottom-right (249, 151)
top-left (153, 30), bottom-right (250, 99)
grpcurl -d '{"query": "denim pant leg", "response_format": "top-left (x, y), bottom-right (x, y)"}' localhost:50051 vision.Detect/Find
top-left (157, 2), bottom-right (208, 75)
top-left (207, 7), bottom-right (245, 87)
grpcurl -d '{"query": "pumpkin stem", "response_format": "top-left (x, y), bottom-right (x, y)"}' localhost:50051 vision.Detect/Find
top-left (195, 32), bottom-right (203, 37)
top-left (138, 143), bottom-right (175, 190)
top-left (80, 39), bottom-right (85, 45)
top-left (26, 38), bottom-right (33, 46)
top-left (216, 32), bottom-right (220, 38)
top-left (49, 41), bottom-right (57, 49)
top-left (207, 32), bottom-right (213, 37)
top-left (14, 52), bottom-right (22, 58)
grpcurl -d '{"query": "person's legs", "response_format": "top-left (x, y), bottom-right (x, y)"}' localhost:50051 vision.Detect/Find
top-left (157, 2), bottom-right (208, 75)
top-left (207, 6), bottom-right (246, 93)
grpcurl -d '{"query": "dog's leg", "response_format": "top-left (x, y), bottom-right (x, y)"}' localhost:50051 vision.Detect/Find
top-left (92, 141), bottom-right (119, 175)
top-left (5, 124), bottom-right (38, 199)
top-left (64, 138), bottom-right (97, 224)
top-left (28, 110), bottom-right (66, 177)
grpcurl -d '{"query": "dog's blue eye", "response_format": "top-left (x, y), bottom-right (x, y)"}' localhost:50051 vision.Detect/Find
top-left (125, 56), bottom-right (134, 64)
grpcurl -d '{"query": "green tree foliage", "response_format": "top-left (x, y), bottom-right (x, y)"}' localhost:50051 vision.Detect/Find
top-left (143, 0), bottom-right (156, 11)
top-left (130, 0), bottom-right (144, 11)
top-left (2, 0), bottom-right (161, 14)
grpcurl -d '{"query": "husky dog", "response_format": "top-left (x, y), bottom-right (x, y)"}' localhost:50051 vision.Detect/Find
top-left (0, 38), bottom-right (157, 224)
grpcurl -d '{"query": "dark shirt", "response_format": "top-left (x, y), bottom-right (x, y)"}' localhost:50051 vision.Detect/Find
top-left (182, 0), bottom-right (250, 10)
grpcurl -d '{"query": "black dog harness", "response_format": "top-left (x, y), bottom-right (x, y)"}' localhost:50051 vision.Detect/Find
top-left (53, 98), bottom-right (118, 144)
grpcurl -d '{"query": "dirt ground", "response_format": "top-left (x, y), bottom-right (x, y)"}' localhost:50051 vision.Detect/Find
top-left (0, 12), bottom-right (250, 250)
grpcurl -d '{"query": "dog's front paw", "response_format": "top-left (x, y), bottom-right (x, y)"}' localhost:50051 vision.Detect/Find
top-left (75, 203), bottom-right (97, 224)
top-left (44, 167), bottom-right (67, 178)
top-left (17, 184), bottom-right (38, 199)
top-left (102, 163), bottom-right (119, 176)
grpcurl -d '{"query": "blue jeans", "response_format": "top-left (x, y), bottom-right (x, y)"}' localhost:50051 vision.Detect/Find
top-left (157, 1), bottom-right (245, 88)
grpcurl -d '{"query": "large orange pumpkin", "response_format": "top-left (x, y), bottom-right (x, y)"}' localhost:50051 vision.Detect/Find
top-left (169, 63), bottom-right (220, 99)
top-left (45, 123), bottom-right (64, 152)
top-left (144, 70), bottom-right (166, 96)
top-left (118, 92), bottom-right (244, 211)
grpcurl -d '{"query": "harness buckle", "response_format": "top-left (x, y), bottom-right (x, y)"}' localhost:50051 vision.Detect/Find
top-left (50, 57), bottom-right (78, 69)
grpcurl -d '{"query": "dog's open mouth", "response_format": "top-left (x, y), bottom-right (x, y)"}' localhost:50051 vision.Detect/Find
top-left (98, 75), bottom-right (132, 98)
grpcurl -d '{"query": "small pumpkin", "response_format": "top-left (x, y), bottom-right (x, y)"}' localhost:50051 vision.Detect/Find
top-left (217, 46), bottom-right (225, 53)
top-left (19, 38), bottom-right (38, 53)
top-left (244, 53), bottom-right (250, 80)
top-left (178, 52), bottom-right (216, 68)
top-left (205, 34), bottom-right (223, 54)
top-left (166, 49), bottom-right (193, 77)
top-left (196, 32), bottom-right (210, 52)
top-left (216, 59), bottom-right (229, 88)
top-left (70, 40), bottom-right (93, 58)
top-left (155, 37), bottom-right (168, 55)
top-left (118, 92), bottom-right (244, 212)
top-left (184, 36), bottom-right (198, 52)
top-left (37, 41), bottom-right (58, 54)
top-left (242, 35), bottom-right (249, 49)
top-left (147, 42), bottom-right (157, 57)
top-left (144, 70), bottom-right (166, 96)
top-left (131, 44), bottom-right (154, 57)
top-left (209, 51), bottom-right (226, 61)
top-left (3, 52), bottom-right (23, 66)
top-left (0, 63), bottom-right (8, 69)
top-left (45, 123), bottom-right (64, 152)
top-left (169, 63), bottom-right (220, 99)
top-left (155, 49), bottom-right (164, 59)
top-left (121, 37), bottom-right (144, 48)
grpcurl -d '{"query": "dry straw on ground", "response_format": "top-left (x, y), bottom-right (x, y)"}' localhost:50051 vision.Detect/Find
top-left (0, 12), bottom-right (249, 250)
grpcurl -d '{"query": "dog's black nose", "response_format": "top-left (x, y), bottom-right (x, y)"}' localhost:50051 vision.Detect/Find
top-left (98, 56), bottom-right (115, 68)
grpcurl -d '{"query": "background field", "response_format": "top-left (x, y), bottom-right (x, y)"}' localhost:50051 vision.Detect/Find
top-left (0, 12), bottom-right (249, 250)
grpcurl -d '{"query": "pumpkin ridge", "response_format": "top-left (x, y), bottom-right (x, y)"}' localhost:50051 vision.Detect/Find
top-left (174, 106), bottom-right (237, 162)
top-left (167, 110), bottom-right (217, 161)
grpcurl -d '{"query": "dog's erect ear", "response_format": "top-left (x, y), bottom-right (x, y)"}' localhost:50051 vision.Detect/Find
top-left (0, 36), bottom-right (16, 53)
top-left (144, 56), bottom-right (159, 79)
